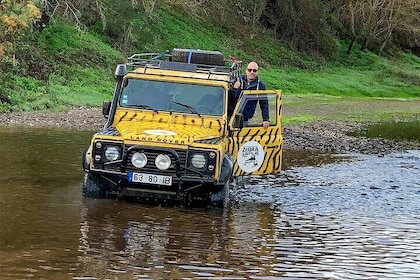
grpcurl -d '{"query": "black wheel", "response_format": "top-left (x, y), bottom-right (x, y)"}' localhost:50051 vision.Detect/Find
top-left (209, 181), bottom-right (230, 208)
top-left (172, 49), bottom-right (225, 66)
top-left (82, 173), bottom-right (107, 199)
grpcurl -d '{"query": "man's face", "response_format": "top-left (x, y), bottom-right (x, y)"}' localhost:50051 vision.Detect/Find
top-left (246, 62), bottom-right (259, 81)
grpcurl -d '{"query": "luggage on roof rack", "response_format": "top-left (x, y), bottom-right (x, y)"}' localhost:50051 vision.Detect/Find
top-left (172, 49), bottom-right (225, 66)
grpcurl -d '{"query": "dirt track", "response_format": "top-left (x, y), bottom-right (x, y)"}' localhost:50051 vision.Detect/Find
top-left (0, 106), bottom-right (416, 155)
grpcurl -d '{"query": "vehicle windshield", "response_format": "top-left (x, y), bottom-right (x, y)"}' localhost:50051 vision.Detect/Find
top-left (119, 79), bottom-right (225, 116)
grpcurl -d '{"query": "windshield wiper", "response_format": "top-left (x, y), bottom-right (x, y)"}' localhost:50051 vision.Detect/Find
top-left (171, 101), bottom-right (201, 116)
top-left (126, 104), bottom-right (158, 113)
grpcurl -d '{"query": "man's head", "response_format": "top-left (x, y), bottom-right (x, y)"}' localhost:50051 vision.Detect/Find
top-left (246, 61), bottom-right (259, 82)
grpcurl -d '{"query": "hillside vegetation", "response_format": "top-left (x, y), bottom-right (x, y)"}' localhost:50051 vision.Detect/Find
top-left (0, 0), bottom-right (419, 114)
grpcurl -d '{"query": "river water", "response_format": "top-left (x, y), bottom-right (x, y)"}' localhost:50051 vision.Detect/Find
top-left (0, 126), bottom-right (419, 279)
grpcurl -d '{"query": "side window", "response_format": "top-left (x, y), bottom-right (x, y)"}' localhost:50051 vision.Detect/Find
top-left (238, 94), bottom-right (277, 127)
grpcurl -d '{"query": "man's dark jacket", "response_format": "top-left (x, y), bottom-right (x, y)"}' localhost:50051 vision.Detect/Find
top-left (228, 75), bottom-right (269, 121)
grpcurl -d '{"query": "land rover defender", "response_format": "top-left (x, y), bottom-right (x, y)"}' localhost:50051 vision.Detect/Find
top-left (82, 48), bottom-right (283, 207)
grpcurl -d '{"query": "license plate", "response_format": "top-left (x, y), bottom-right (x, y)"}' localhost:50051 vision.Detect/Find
top-left (128, 172), bottom-right (172, 186)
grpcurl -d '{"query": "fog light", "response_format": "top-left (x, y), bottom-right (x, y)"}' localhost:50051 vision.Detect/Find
top-left (155, 154), bottom-right (171, 170)
top-left (95, 155), bottom-right (101, 161)
top-left (208, 165), bottom-right (214, 171)
top-left (131, 152), bottom-right (147, 168)
top-left (191, 154), bottom-right (206, 169)
top-left (95, 142), bottom-right (102, 149)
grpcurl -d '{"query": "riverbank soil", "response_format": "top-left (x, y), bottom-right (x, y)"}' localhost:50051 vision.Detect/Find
top-left (0, 96), bottom-right (418, 154)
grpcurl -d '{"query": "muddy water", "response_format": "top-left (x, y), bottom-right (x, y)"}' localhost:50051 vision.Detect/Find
top-left (0, 126), bottom-right (419, 279)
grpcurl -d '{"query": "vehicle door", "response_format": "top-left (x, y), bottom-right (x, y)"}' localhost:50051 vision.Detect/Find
top-left (228, 90), bottom-right (283, 176)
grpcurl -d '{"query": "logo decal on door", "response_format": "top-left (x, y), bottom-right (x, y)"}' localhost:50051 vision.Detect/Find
top-left (237, 141), bottom-right (265, 172)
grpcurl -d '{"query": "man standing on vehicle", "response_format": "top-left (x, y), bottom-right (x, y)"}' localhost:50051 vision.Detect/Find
top-left (229, 61), bottom-right (270, 129)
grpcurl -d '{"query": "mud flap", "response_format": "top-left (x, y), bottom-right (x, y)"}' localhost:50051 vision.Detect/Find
top-left (220, 155), bottom-right (234, 185)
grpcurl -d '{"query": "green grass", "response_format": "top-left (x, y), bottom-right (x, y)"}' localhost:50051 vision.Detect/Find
top-left (47, 66), bottom-right (115, 106)
top-left (0, 76), bottom-right (51, 112)
top-left (137, 6), bottom-right (237, 55)
top-left (352, 120), bottom-right (420, 142)
top-left (38, 23), bottom-right (125, 67)
top-left (264, 64), bottom-right (419, 98)
top-left (282, 94), bottom-right (420, 124)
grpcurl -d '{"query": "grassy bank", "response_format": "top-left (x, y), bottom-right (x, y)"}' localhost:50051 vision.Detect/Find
top-left (1, 6), bottom-right (419, 117)
top-left (282, 94), bottom-right (420, 124)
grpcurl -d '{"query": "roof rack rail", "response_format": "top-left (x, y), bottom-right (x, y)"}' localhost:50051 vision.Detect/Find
top-left (126, 49), bottom-right (242, 83)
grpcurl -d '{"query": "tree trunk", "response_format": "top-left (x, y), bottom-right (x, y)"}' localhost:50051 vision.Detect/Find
top-left (360, 37), bottom-right (369, 51)
top-left (378, 40), bottom-right (387, 56)
top-left (347, 37), bottom-right (357, 55)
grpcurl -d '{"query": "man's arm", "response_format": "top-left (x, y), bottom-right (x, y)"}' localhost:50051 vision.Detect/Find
top-left (259, 97), bottom-right (269, 122)
top-left (258, 81), bottom-right (270, 129)
top-left (259, 97), bottom-right (270, 128)
top-left (230, 77), bottom-right (242, 97)
top-left (228, 77), bottom-right (243, 116)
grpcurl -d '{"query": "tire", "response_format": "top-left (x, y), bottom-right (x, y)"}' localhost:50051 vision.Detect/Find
top-left (172, 49), bottom-right (225, 66)
top-left (82, 147), bottom-right (90, 172)
top-left (209, 181), bottom-right (230, 208)
top-left (82, 173), bottom-right (107, 199)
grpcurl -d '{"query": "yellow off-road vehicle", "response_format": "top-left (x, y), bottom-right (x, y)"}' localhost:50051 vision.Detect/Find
top-left (82, 49), bottom-right (283, 207)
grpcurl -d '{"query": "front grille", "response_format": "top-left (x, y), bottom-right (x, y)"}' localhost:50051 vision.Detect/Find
top-left (125, 145), bottom-right (187, 176)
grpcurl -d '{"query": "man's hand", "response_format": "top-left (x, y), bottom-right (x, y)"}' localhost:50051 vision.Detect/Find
top-left (262, 121), bottom-right (270, 129)
top-left (233, 78), bottom-right (241, 89)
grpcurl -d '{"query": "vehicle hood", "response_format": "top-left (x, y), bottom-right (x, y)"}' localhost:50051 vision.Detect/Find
top-left (116, 121), bottom-right (222, 145)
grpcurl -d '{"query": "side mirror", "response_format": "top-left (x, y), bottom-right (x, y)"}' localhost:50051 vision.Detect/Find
top-left (102, 100), bottom-right (111, 119)
top-left (232, 113), bottom-right (244, 129)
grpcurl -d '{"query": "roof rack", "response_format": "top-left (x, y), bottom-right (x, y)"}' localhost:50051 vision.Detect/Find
top-left (126, 49), bottom-right (242, 83)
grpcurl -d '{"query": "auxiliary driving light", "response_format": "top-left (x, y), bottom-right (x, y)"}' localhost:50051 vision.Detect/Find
top-left (105, 146), bottom-right (120, 161)
top-left (191, 154), bottom-right (207, 169)
top-left (131, 152), bottom-right (147, 168)
top-left (155, 154), bottom-right (171, 170)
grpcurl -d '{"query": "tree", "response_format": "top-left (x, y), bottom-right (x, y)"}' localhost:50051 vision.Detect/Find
top-left (0, 0), bottom-right (41, 57)
top-left (261, 0), bottom-right (337, 58)
top-left (333, 0), bottom-right (420, 55)
top-left (377, 0), bottom-right (420, 55)
top-left (168, 0), bottom-right (268, 37)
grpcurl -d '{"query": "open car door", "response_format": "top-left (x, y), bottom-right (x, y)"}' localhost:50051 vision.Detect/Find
top-left (228, 90), bottom-right (283, 176)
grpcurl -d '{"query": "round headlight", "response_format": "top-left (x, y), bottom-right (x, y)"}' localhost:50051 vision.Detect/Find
top-left (131, 152), bottom-right (147, 168)
top-left (191, 154), bottom-right (206, 169)
top-left (105, 146), bottom-right (120, 161)
top-left (155, 154), bottom-right (171, 170)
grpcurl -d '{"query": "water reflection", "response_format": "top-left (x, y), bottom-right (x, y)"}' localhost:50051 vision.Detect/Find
top-left (282, 149), bottom-right (349, 170)
top-left (0, 126), bottom-right (419, 279)
top-left (77, 201), bottom-right (291, 279)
